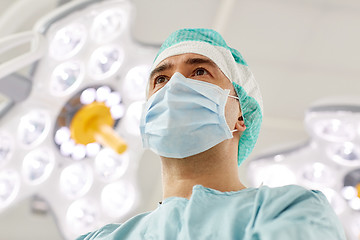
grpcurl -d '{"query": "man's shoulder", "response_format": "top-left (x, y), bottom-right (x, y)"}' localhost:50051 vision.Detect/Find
top-left (256, 184), bottom-right (329, 209)
top-left (75, 211), bottom-right (153, 240)
top-left (76, 223), bottom-right (121, 240)
top-left (246, 185), bottom-right (346, 239)
top-left (259, 184), bottom-right (324, 197)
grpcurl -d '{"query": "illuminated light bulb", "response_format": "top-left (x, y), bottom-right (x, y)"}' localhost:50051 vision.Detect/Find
top-left (49, 23), bottom-right (87, 60)
top-left (314, 119), bottom-right (355, 142)
top-left (101, 181), bottom-right (135, 218)
top-left (320, 188), bottom-right (346, 215)
top-left (51, 61), bottom-right (84, 96)
top-left (247, 162), bottom-right (297, 187)
top-left (349, 197), bottom-right (360, 211)
top-left (329, 142), bottom-right (360, 166)
top-left (0, 132), bottom-right (12, 167)
top-left (66, 199), bottom-right (98, 235)
top-left (59, 163), bottom-right (93, 199)
top-left (60, 139), bottom-right (76, 157)
top-left (88, 45), bottom-right (124, 80)
top-left (55, 127), bottom-right (71, 145)
top-left (18, 110), bottom-right (50, 147)
top-left (105, 92), bottom-right (121, 108)
top-left (122, 101), bottom-right (143, 136)
top-left (80, 88), bottom-right (96, 105)
top-left (91, 9), bottom-right (126, 43)
top-left (341, 186), bottom-right (357, 200)
top-left (85, 142), bottom-right (100, 157)
top-left (274, 154), bottom-right (284, 162)
top-left (71, 144), bottom-right (86, 160)
top-left (110, 104), bottom-right (125, 120)
top-left (95, 86), bottom-right (111, 102)
top-left (22, 148), bottom-right (55, 185)
top-left (122, 65), bottom-right (151, 101)
top-left (94, 148), bottom-right (129, 182)
top-left (0, 169), bottom-right (20, 208)
top-left (301, 162), bottom-right (335, 187)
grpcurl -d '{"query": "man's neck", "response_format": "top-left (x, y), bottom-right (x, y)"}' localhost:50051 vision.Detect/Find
top-left (160, 142), bottom-right (246, 200)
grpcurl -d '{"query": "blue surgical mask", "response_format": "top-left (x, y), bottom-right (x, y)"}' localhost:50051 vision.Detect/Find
top-left (140, 72), bottom-right (238, 158)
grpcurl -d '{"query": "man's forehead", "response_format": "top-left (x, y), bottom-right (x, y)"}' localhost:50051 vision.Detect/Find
top-left (149, 53), bottom-right (220, 81)
top-left (155, 53), bottom-right (217, 68)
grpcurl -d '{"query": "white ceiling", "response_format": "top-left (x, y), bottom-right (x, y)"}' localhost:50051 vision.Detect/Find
top-left (0, 0), bottom-right (359, 239)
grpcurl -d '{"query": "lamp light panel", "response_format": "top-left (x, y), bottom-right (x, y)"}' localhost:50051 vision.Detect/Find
top-left (0, 0), bottom-right (158, 239)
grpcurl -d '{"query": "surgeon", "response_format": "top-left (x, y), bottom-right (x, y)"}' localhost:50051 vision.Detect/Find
top-left (77, 28), bottom-right (346, 239)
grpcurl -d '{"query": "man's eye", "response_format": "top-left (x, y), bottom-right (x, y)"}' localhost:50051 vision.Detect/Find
top-left (155, 76), bottom-right (168, 85)
top-left (194, 68), bottom-right (208, 76)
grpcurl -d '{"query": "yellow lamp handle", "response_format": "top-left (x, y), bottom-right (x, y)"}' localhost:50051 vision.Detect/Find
top-left (94, 124), bottom-right (127, 154)
top-left (356, 183), bottom-right (360, 199)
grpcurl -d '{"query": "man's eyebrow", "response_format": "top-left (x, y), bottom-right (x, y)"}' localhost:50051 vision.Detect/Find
top-left (185, 57), bottom-right (217, 67)
top-left (149, 57), bottom-right (217, 80)
top-left (150, 62), bottom-right (174, 80)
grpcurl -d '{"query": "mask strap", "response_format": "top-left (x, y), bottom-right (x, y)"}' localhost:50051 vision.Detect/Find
top-left (228, 93), bottom-right (240, 133)
top-left (228, 95), bottom-right (239, 100)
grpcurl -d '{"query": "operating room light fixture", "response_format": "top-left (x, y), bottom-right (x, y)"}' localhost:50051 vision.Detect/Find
top-left (22, 148), bottom-right (55, 185)
top-left (60, 162), bottom-right (94, 199)
top-left (49, 22), bottom-right (87, 61)
top-left (0, 169), bottom-right (20, 209)
top-left (313, 118), bottom-right (356, 142)
top-left (329, 142), bottom-right (360, 167)
top-left (54, 85), bottom-right (126, 161)
top-left (66, 198), bottom-right (99, 235)
top-left (90, 9), bottom-right (126, 43)
top-left (301, 162), bottom-right (337, 187)
top-left (94, 148), bottom-right (129, 182)
top-left (88, 45), bottom-right (124, 80)
top-left (0, 0), bottom-right (158, 239)
top-left (18, 110), bottom-right (51, 148)
top-left (246, 103), bottom-right (360, 240)
top-left (101, 180), bottom-right (135, 218)
top-left (50, 61), bottom-right (85, 96)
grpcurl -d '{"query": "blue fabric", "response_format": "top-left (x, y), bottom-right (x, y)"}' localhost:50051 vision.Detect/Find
top-left (233, 82), bottom-right (262, 165)
top-left (140, 72), bottom-right (233, 158)
top-left (77, 185), bottom-right (346, 240)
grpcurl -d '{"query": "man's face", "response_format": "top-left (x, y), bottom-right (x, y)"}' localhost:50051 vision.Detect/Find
top-left (149, 53), bottom-right (235, 97)
top-left (148, 53), bottom-right (242, 132)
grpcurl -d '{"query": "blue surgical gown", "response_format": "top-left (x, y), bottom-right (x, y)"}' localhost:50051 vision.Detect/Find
top-left (77, 185), bottom-right (346, 240)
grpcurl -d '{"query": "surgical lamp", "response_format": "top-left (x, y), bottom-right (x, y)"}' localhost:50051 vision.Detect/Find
top-left (246, 100), bottom-right (360, 240)
top-left (0, 0), bottom-right (158, 239)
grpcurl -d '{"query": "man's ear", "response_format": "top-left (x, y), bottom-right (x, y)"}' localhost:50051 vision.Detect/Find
top-left (235, 116), bottom-right (246, 132)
